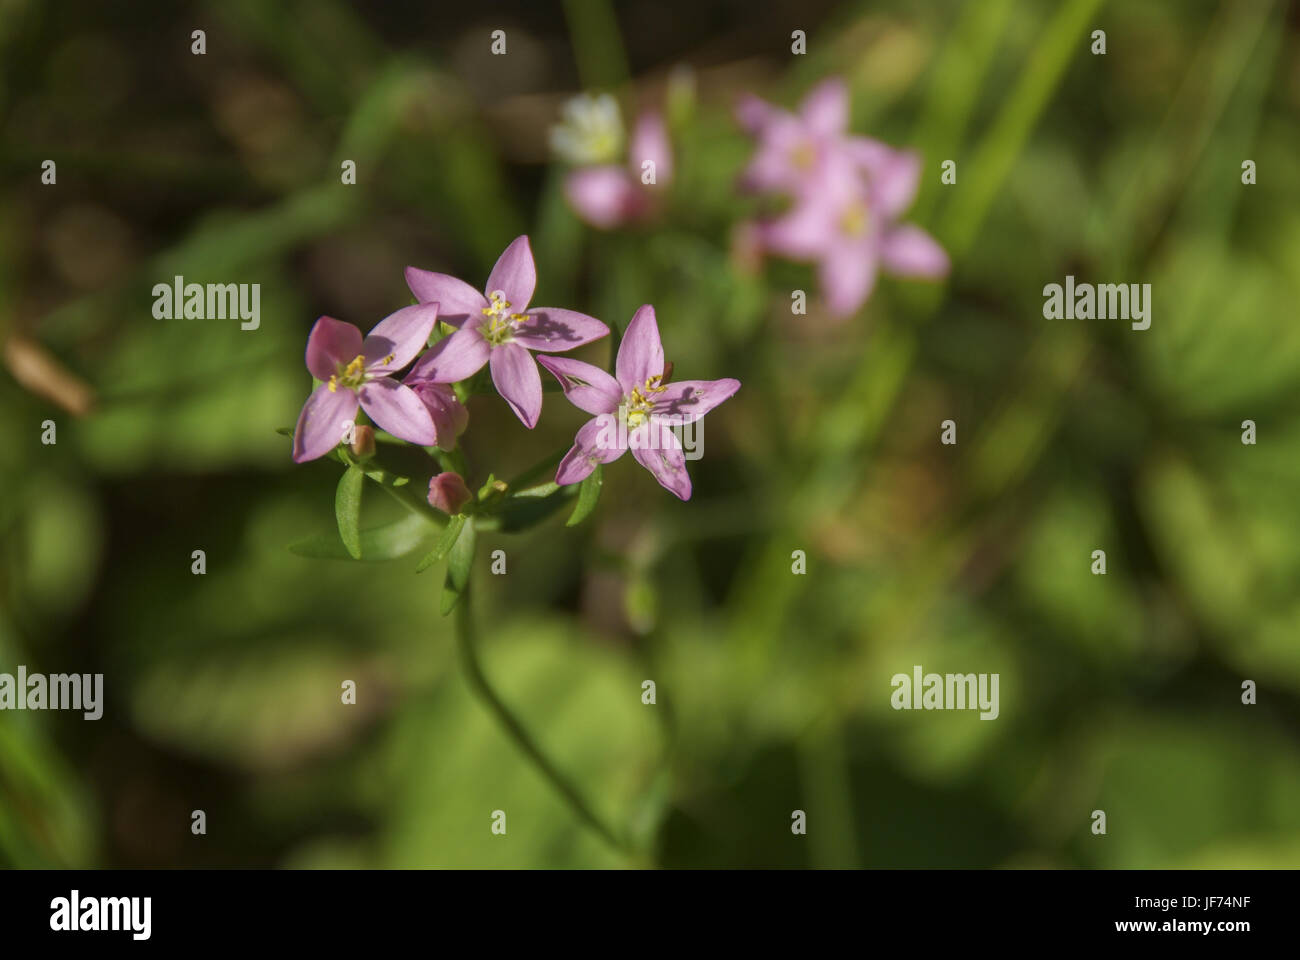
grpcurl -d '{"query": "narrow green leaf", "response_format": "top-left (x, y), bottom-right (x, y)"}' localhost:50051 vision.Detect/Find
top-left (289, 514), bottom-right (433, 561)
top-left (415, 514), bottom-right (467, 573)
top-left (335, 466), bottom-right (364, 559)
top-left (566, 465), bottom-right (602, 527)
top-left (492, 484), bottom-right (578, 533)
top-left (440, 520), bottom-right (477, 616)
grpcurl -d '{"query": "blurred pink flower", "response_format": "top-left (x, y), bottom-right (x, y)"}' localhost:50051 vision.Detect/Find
top-left (563, 112), bottom-right (673, 229)
top-left (737, 77), bottom-right (949, 316)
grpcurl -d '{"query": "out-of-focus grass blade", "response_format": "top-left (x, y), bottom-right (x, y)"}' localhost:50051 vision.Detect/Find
top-left (939, 0), bottom-right (1107, 258)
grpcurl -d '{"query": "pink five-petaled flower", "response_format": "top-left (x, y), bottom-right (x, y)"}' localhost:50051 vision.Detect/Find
top-left (538, 304), bottom-right (739, 501)
top-left (736, 77), bottom-right (949, 316)
top-left (735, 78), bottom-right (889, 197)
top-left (759, 146), bottom-right (949, 316)
top-left (564, 112), bottom-right (673, 229)
top-left (293, 305), bottom-right (442, 463)
top-left (404, 236), bottom-right (609, 429)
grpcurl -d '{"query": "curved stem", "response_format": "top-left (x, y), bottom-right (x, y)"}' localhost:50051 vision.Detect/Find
top-left (455, 590), bottom-right (630, 857)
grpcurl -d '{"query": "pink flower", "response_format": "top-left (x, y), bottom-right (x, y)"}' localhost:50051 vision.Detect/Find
top-left (538, 304), bottom-right (739, 501)
top-left (736, 78), bottom-right (887, 197)
top-left (737, 77), bottom-right (949, 316)
top-left (405, 236), bottom-right (609, 429)
top-left (563, 112), bottom-right (673, 229)
top-left (760, 148), bottom-right (949, 315)
top-left (292, 305), bottom-right (442, 463)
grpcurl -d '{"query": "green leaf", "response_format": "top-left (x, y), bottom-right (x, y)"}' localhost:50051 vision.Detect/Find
top-left (415, 514), bottom-right (467, 573)
top-left (566, 466), bottom-right (602, 527)
top-left (485, 484), bottom-right (578, 533)
top-left (440, 520), bottom-right (477, 616)
top-left (335, 466), bottom-right (364, 559)
top-left (289, 514), bottom-right (433, 561)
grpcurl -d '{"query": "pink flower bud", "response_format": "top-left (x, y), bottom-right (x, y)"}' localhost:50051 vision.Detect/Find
top-left (428, 471), bottom-right (472, 515)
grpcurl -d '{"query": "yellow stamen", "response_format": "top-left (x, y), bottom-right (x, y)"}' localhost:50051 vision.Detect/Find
top-left (482, 290), bottom-right (526, 345)
top-left (624, 374), bottom-right (668, 428)
top-left (331, 354), bottom-right (369, 391)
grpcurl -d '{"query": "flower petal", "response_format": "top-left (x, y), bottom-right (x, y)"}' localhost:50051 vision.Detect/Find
top-left (879, 224), bottom-right (950, 278)
top-left (357, 379), bottom-right (438, 446)
top-left (407, 380), bottom-right (469, 445)
top-left (871, 148), bottom-right (922, 220)
top-left (406, 324), bottom-right (489, 384)
top-left (734, 94), bottom-right (784, 135)
top-left (489, 341), bottom-right (543, 428)
top-left (819, 240), bottom-right (878, 317)
top-left (652, 377), bottom-right (741, 424)
top-left (629, 420), bottom-right (691, 500)
top-left (737, 115), bottom-right (808, 193)
top-left (843, 136), bottom-right (895, 178)
top-left (556, 415), bottom-right (626, 485)
top-left (564, 167), bottom-right (640, 229)
top-left (362, 303), bottom-right (440, 375)
top-left (799, 78), bottom-right (848, 138)
top-left (403, 267), bottom-right (488, 328)
top-left (536, 355), bottom-right (622, 415)
top-left (513, 307), bottom-right (609, 352)
top-left (629, 111), bottom-right (672, 184)
top-left (759, 194), bottom-right (837, 260)
top-left (615, 304), bottom-right (665, 394)
top-left (292, 383), bottom-right (359, 463)
top-left (305, 316), bottom-right (363, 382)
top-left (485, 235), bottom-right (536, 311)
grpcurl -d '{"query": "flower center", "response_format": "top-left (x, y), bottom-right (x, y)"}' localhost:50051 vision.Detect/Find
top-left (328, 354), bottom-right (369, 392)
top-left (839, 203), bottom-right (870, 238)
top-left (481, 290), bottom-right (527, 346)
top-left (790, 140), bottom-right (816, 171)
top-left (623, 374), bottom-right (668, 429)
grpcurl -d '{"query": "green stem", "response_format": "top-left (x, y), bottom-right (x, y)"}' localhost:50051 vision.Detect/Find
top-left (455, 589), bottom-right (630, 857)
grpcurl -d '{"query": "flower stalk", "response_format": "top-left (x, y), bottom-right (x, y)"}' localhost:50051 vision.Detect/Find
top-left (454, 585), bottom-right (631, 858)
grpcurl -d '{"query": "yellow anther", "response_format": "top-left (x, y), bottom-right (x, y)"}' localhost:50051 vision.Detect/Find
top-left (331, 354), bottom-right (369, 391)
top-left (482, 291), bottom-right (512, 317)
top-left (624, 374), bottom-right (669, 428)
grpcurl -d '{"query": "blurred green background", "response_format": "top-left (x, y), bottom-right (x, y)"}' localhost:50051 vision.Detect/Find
top-left (3, 0), bottom-right (1300, 868)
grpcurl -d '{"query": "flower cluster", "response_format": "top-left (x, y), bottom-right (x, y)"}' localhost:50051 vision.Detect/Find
top-left (551, 93), bottom-right (673, 230)
top-left (292, 236), bottom-right (739, 502)
top-left (736, 78), bottom-right (949, 316)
